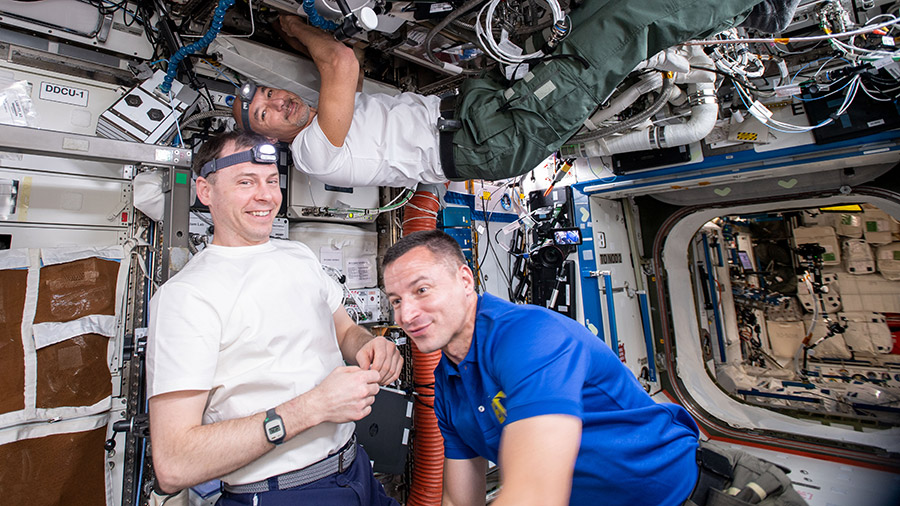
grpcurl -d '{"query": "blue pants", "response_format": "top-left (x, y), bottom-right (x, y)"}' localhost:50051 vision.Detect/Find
top-left (216, 446), bottom-right (399, 506)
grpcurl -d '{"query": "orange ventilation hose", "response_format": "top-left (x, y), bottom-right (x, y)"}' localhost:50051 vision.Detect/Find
top-left (408, 341), bottom-right (444, 505)
top-left (401, 190), bottom-right (441, 234)
top-left (401, 190), bottom-right (444, 506)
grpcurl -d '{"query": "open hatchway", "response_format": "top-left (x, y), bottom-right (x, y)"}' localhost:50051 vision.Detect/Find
top-left (637, 185), bottom-right (900, 498)
top-left (690, 202), bottom-right (900, 426)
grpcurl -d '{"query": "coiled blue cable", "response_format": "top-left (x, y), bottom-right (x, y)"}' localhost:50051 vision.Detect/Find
top-left (159, 0), bottom-right (235, 95)
top-left (303, 0), bottom-right (338, 30)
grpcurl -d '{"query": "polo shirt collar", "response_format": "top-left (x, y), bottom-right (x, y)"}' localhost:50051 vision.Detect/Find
top-left (443, 294), bottom-right (485, 377)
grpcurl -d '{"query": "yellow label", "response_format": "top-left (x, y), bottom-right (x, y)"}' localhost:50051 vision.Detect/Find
top-left (491, 391), bottom-right (507, 423)
top-left (17, 176), bottom-right (32, 222)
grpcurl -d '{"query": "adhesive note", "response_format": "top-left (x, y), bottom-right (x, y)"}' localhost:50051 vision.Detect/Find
top-left (320, 248), bottom-right (343, 271)
top-left (347, 257), bottom-right (375, 286)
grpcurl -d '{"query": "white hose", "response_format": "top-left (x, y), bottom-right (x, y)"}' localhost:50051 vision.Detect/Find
top-left (634, 48), bottom-right (691, 73)
top-left (578, 80), bottom-right (717, 157)
top-left (676, 46), bottom-right (718, 84)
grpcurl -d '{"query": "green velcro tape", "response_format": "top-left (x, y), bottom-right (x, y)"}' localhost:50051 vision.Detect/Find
top-left (175, 172), bottom-right (189, 185)
top-left (866, 221), bottom-right (878, 232)
top-left (893, 250), bottom-right (900, 261)
top-left (824, 252), bottom-right (836, 262)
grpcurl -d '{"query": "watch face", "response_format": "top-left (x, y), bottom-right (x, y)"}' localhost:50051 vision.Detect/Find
top-left (264, 419), bottom-right (285, 441)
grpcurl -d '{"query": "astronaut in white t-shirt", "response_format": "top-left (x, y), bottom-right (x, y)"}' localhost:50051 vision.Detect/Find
top-left (146, 130), bottom-right (402, 503)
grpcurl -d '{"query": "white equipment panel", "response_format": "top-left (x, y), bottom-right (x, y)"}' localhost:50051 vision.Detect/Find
top-left (0, 168), bottom-right (131, 227)
top-left (0, 61), bottom-right (122, 135)
top-left (288, 170), bottom-right (380, 223)
top-left (0, 223), bottom-right (128, 249)
top-left (97, 70), bottom-right (199, 144)
top-left (0, 0), bottom-right (155, 59)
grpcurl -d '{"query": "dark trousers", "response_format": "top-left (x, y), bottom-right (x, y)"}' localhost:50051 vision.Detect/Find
top-left (450, 0), bottom-right (763, 181)
top-left (216, 446), bottom-right (399, 506)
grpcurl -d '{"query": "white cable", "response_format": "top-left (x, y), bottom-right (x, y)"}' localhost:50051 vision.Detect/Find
top-left (859, 81), bottom-right (895, 101)
top-left (220, 0), bottom-right (256, 39)
top-left (168, 90), bottom-right (186, 149)
top-left (733, 75), bottom-right (860, 134)
top-left (475, 0), bottom-right (565, 65)
top-left (685, 17), bottom-right (900, 46)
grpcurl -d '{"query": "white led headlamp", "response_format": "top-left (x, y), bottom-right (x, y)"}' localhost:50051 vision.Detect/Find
top-left (238, 82), bottom-right (258, 133)
top-left (199, 143), bottom-right (278, 179)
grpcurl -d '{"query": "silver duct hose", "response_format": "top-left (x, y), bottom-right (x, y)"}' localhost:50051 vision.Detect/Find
top-left (164, 109), bottom-right (234, 145)
top-left (569, 73), bottom-right (674, 142)
top-left (181, 109), bottom-right (234, 128)
top-left (423, 0), bottom-right (487, 75)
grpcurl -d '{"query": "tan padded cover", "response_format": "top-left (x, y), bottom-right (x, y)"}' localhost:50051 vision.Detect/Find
top-left (34, 257), bottom-right (118, 324)
top-left (36, 333), bottom-right (111, 408)
top-left (0, 427), bottom-right (107, 505)
top-left (0, 269), bottom-right (27, 415)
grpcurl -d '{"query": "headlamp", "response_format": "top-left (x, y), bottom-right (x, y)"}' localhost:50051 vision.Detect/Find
top-left (238, 82), bottom-right (258, 133)
top-left (200, 143), bottom-right (278, 179)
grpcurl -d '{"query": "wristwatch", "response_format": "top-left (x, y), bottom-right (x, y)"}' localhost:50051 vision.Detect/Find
top-left (263, 408), bottom-right (286, 445)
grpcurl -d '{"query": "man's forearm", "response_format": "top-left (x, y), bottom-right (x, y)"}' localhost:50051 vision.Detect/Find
top-left (151, 390), bottom-right (325, 493)
top-left (339, 323), bottom-right (375, 363)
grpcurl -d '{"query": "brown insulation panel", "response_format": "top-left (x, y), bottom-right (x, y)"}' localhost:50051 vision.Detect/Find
top-left (0, 269), bottom-right (27, 415)
top-left (0, 426), bottom-right (107, 505)
top-left (36, 333), bottom-right (112, 409)
top-left (34, 257), bottom-right (119, 324)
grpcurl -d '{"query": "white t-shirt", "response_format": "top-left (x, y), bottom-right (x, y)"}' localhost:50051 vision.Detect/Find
top-left (291, 92), bottom-right (447, 188)
top-left (146, 240), bottom-right (354, 485)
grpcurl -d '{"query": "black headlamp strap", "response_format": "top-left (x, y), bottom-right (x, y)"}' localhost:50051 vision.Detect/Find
top-left (199, 143), bottom-right (278, 179)
top-left (200, 150), bottom-right (254, 179)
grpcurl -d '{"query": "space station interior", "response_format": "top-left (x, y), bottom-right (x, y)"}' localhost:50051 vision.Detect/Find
top-left (2, 0), bottom-right (900, 504)
top-left (694, 204), bottom-right (900, 423)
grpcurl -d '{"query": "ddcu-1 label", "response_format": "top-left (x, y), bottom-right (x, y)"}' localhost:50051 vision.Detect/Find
top-left (39, 82), bottom-right (89, 107)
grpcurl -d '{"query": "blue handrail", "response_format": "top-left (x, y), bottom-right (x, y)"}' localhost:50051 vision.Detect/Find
top-left (637, 290), bottom-right (657, 382)
top-left (303, 0), bottom-right (339, 30)
top-left (159, 0), bottom-right (235, 95)
top-left (701, 233), bottom-right (727, 362)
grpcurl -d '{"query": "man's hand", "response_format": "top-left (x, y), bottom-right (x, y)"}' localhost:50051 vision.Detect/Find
top-left (309, 365), bottom-right (381, 423)
top-left (355, 336), bottom-right (403, 385)
top-left (274, 15), bottom-right (313, 58)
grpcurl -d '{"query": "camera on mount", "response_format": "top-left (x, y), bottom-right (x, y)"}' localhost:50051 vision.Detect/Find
top-left (796, 243), bottom-right (826, 261)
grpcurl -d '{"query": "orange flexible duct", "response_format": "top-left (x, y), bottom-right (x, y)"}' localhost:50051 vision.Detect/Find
top-left (401, 190), bottom-right (444, 506)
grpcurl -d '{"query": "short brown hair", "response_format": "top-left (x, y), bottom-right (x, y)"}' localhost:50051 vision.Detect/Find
top-left (383, 230), bottom-right (467, 270)
top-left (193, 130), bottom-right (272, 179)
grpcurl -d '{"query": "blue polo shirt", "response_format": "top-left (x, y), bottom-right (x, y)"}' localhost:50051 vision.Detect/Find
top-left (434, 293), bottom-right (699, 506)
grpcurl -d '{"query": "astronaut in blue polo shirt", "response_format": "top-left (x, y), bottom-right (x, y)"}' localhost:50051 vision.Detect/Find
top-left (383, 229), bottom-right (701, 506)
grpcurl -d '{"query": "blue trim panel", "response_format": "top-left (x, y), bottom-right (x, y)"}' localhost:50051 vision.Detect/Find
top-left (571, 186), bottom-right (605, 341)
top-left (445, 191), bottom-right (518, 223)
top-left (575, 130), bottom-right (900, 195)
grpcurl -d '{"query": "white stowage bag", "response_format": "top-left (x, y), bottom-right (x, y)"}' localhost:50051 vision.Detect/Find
top-left (133, 170), bottom-right (165, 222)
top-left (842, 239), bottom-right (875, 275)
top-left (0, 80), bottom-right (35, 127)
top-left (133, 169), bottom-right (197, 222)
